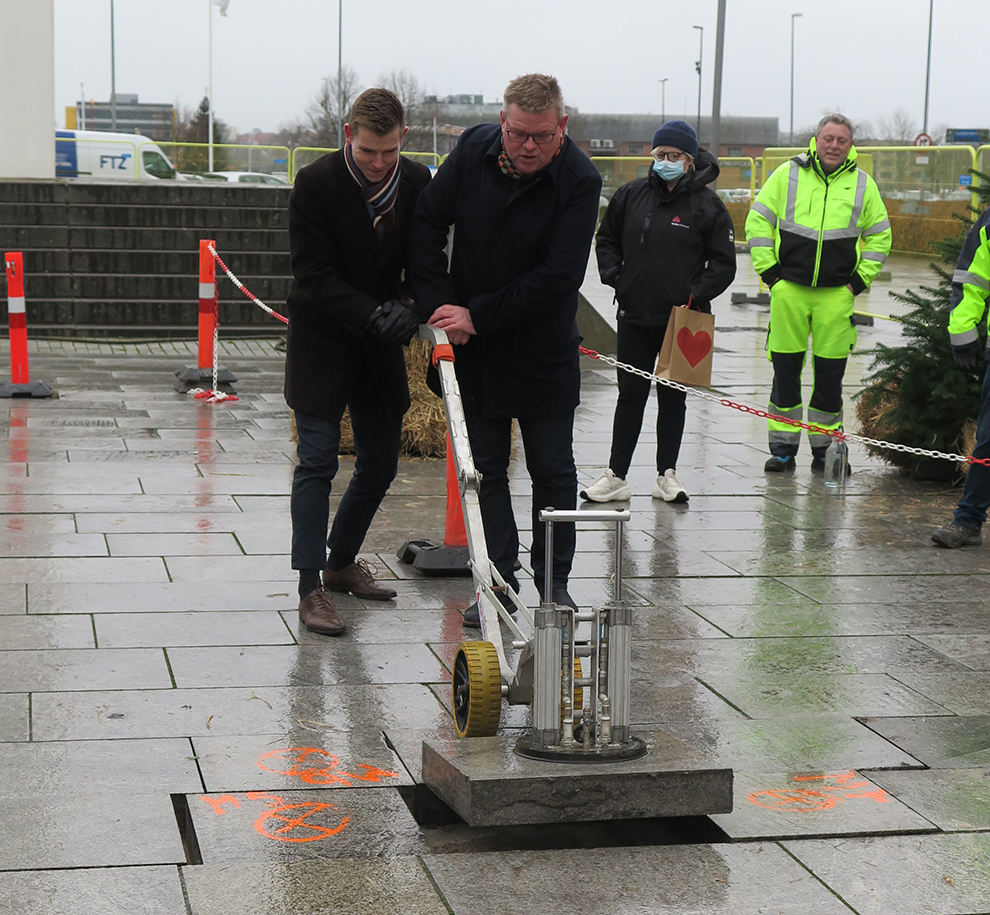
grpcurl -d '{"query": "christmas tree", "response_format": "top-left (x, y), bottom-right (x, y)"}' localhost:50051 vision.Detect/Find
top-left (855, 171), bottom-right (989, 480)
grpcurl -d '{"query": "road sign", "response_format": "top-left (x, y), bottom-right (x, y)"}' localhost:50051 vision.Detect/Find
top-left (960, 175), bottom-right (973, 186)
top-left (914, 133), bottom-right (932, 147)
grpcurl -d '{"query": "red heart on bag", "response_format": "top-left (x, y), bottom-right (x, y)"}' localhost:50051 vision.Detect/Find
top-left (676, 328), bottom-right (712, 367)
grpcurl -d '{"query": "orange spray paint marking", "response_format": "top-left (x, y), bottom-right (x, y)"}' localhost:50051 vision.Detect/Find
top-left (256, 747), bottom-right (399, 786)
top-left (254, 801), bottom-right (350, 843)
top-left (198, 794), bottom-right (241, 815)
top-left (747, 770), bottom-right (890, 812)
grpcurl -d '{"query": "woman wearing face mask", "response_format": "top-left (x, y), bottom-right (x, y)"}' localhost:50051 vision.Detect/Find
top-left (583, 120), bottom-right (736, 505)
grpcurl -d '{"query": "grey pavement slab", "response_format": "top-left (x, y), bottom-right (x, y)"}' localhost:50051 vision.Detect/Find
top-left (193, 732), bottom-right (413, 792)
top-left (784, 574), bottom-right (990, 605)
top-left (31, 684), bottom-right (450, 741)
top-left (0, 613), bottom-right (95, 649)
top-left (163, 554), bottom-right (295, 582)
top-left (783, 833), bottom-right (990, 915)
top-left (0, 791), bottom-right (185, 869)
top-left (891, 671), bottom-right (990, 715)
top-left (711, 769), bottom-right (936, 840)
top-left (912, 633), bottom-right (990, 669)
top-left (166, 643), bottom-right (448, 688)
top-left (0, 867), bottom-right (188, 915)
top-left (0, 738), bottom-right (201, 796)
top-left (0, 556), bottom-right (168, 583)
top-left (421, 731), bottom-right (732, 826)
top-left (866, 768), bottom-right (990, 831)
top-left (422, 843), bottom-right (857, 914)
top-left (190, 787), bottom-right (427, 862)
top-left (0, 582), bottom-right (26, 614)
top-left (0, 693), bottom-right (28, 741)
top-left (182, 858), bottom-right (449, 915)
top-left (106, 531), bottom-right (244, 556)
top-left (0, 532), bottom-right (108, 558)
top-left (860, 715), bottom-right (990, 768)
top-left (95, 610), bottom-right (294, 648)
top-left (0, 493), bottom-right (245, 513)
top-left (0, 647), bottom-right (171, 691)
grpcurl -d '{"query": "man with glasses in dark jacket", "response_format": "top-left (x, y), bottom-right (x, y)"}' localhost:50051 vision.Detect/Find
top-left (409, 73), bottom-right (602, 627)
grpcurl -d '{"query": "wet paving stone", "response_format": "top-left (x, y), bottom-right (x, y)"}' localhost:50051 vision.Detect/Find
top-left (0, 556), bottom-right (168, 583)
top-left (0, 647), bottom-right (171, 692)
top-left (0, 866), bottom-right (188, 915)
top-left (711, 769), bottom-right (936, 840)
top-left (163, 554), bottom-right (293, 582)
top-left (783, 833), bottom-right (990, 915)
top-left (696, 672), bottom-right (951, 718)
top-left (193, 733), bottom-right (413, 792)
top-left (0, 791), bottom-right (185, 869)
top-left (859, 716), bottom-right (990, 768)
top-left (422, 843), bottom-right (857, 914)
top-left (0, 693), bottom-right (28, 741)
top-left (0, 613), bottom-right (94, 649)
top-left (166, 643), bottom-right (448, 688)
top-left (911, 633), bottom-right (990, 670)
top-left (189, 787), bottom-right (427, 862)
top-left (182, 858), bottom-right (449, 915)
top-left (866, 768), bottom-right (990, 831)
top-left (783, 574), bottom-right (990, 605)
top-left (0, 738), bottom-right (201, 796)
top-left (31, 684), bottom-right (450, 741)
top-left (106, 531), bottom-right (244, 557)
top-left (0, 582), bottom-right (26, 614)
top-left (890, 671), bottom-right (990, 715)
top-left (95, 610), bottom-right (294, 648)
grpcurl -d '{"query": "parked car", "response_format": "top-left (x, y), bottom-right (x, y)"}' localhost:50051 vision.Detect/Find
top-left (201, 171), bottom-right (288, 186)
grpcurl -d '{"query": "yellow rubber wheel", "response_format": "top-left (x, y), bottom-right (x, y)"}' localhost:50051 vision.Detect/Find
top-left (573, 655), bottom-right (584, 713)
top-left (451, 641), bottom-right (501, 737)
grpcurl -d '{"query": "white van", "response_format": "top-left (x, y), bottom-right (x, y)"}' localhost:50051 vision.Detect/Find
top-left (55, 130), bottom-right (178, 181)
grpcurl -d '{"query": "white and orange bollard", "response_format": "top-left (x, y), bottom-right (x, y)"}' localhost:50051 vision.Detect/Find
top-left (175, 239), bottom-right (237, 393)
top-left (2, 252), bottom-right (52, 399)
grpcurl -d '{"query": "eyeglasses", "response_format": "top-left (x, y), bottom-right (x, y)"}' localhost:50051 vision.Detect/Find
top-left (503, 125), bottom-right (559, 146)
top-left (654, 151), bottom-right (688, 162)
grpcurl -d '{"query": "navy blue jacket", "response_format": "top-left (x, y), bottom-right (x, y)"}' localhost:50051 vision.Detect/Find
top-left (408, 123), bottom-right (602, 417)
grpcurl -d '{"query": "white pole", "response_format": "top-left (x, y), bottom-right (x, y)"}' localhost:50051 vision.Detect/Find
top-left (208, 0), bottom-right (214, 171)
top-left (789, 13), bottom-right (802, 145)
top-left (110, 0), bottom-right (117, 130)
top-left (336, 0), bottom-right (343, 149)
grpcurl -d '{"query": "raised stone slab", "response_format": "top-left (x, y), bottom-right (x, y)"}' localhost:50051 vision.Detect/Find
top-left (422, 730), bottom-right (732, 827)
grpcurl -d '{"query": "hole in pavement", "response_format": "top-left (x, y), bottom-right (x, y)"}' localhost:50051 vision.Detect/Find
top-left (171, 794), bottom-right (203, 866)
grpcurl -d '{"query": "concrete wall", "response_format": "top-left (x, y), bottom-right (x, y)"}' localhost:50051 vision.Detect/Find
top-left (0, 0), bottom-right (55, 179)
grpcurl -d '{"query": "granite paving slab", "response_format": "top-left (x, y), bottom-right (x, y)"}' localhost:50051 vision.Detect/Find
top-left (911, 633), bottom-right (990, 670)
top-left (166, 643), bottom-right (448, 688)
top-left (630, 574), bottom-right (819, 608)
top-left (0, 791), bottom-right (185, 869)
top-left (0, 647), bottom-right (171, 692)
top-left (783, 574), bottom-right (990, 605)
top-left (286, 607), bottom-right (472, 646)
top-left (0, 866), bottom-right (188, 915)
top-left (0, 738), bottom-right (201, 796)
top-left (422, 843), bottom-right (858, 914)
top-left (194, 732), bottom-right (412, 792)
top-left (891, 671), bottom-right (990, 715)
top-left (859, 715), bottom-right (990, 768)
top-left (866, 768), bottom-right (990, 831)
top-left (0, 532), bottom-right (109, 558)
top-left (0, 556), bottom-right (168, 583)
top-left (0, 693), bottom-right (28, 741)
top-left (783, 833), bottom-right (990, 915)
top-left (105, 531), bottom-right (244, 556)
top-left (0, 582), bottom-right (26, 614)
top-left (163, 554), bottom-right (295, 582)
top-left (189, 787), bottom-right (427, 862)
top-left (705, 547), bottom-right (985, 576)
top-left (182, 858), bottom-right (449, 915)
top-left (0, 613), bottom-right (94, 649)
top-left (95, 610), bottom-right (294, 648)
top-left (0, 493), bottom-right (245, 514)
top-left (710, 769), bottom-right (936, 840)
top-left (696, 672), bottom-right (951, 718)
top-left (31, 684), bottom-right (450, 741)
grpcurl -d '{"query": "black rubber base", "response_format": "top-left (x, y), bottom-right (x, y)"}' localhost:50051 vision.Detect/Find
top-left (514, 734), bottom-right (649, 764)
top-left (396, 539), bottom-right (471, 576)
top-left (0, 381), bottom-right (53, 398)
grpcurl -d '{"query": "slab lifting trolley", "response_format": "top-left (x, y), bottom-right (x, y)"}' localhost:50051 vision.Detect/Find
top-left (420, 326), bottom-right (647, 762)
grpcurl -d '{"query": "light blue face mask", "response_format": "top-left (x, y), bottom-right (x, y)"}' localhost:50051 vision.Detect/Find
top-left (653, 159), bottom-right (685, 182)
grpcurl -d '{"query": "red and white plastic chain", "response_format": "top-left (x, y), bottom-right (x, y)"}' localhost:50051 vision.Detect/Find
top-left (207, 243), bottom-right (288, 325)
top-left (578, 345), bottom-right (990, 468)
top-left (194, 289), bottom-right (237, 403)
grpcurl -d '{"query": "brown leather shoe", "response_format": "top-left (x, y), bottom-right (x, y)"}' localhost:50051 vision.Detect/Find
top-left (322, 559), bottom-right (397, 601)
top-left (298, 588), bottom-right (346, 636)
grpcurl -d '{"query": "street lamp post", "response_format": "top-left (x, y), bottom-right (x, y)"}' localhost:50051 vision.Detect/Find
top-left (790, 12), bottom-right (802, 145)
top-left (208, 0), bottom-right (214, 170)
top-left (693, 25), bottom-right (703, 136)
top-left (923, 0), bottom-right (934, 134)
top-left (337, 0), bottom-right (343, 149)
top-left (110, 0), bottom-right (117, 130)
top-left (659, 77), bottom-right (668, 124)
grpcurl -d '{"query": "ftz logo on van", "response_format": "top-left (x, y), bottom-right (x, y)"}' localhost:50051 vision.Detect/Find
top-left (100, 154), bottom-right (132, 170)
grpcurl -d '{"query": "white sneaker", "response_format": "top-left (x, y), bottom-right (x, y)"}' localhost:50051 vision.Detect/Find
top-left (580, 469), bottom-right (631, 502)
top-left (652, 468), bottom-right (688, 503)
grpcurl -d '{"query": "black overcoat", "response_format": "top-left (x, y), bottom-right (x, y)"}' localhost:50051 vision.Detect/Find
top-left (283, 150), bottom-right (432, 424)
top-left (408, 124), bottom-right (602, 418)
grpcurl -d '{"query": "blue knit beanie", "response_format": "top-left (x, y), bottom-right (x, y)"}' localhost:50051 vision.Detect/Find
top-left (651, 120), bottom-right (699, 158)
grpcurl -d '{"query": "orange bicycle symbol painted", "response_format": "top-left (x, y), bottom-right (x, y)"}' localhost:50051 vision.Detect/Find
top-left (199, 791), bottom-right (349, 844)
top-left (256, 746), bottom-right (399, 786)
top-left (747, 770), bottom-right (889, 812)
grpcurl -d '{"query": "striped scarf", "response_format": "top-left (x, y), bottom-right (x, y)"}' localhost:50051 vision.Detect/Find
top-left (344, 143), bottom-right (401, 244)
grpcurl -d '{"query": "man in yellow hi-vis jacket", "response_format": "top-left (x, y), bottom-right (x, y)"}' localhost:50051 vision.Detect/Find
top-left (931, 211), bottom-right (990, 548)
top-left (745, 114), bottom-right (892, 473)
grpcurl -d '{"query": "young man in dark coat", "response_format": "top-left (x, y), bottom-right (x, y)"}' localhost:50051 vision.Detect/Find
top-left (585, 119), bottom-right (736, 505)
top-left (284, 88), bottom-right (431, 636)
top-left (408, 73), bottom-right (602, 627)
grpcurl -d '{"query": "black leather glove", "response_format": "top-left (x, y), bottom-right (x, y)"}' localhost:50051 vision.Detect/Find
top-left (367, 299), bottom-right (420, 346)
top-left (952, 339), bottom-right (984, 370)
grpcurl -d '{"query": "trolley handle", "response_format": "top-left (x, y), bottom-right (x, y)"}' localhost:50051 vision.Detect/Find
top-left (539, 508), bottom-right (631, 523)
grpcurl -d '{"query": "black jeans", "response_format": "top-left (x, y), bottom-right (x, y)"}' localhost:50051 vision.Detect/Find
top-left (609, 321), bottom-right (687, 477)
top-left (465, 410), bottom-right (577, 594)
top-left (290, 400), bottom-right (402, 574)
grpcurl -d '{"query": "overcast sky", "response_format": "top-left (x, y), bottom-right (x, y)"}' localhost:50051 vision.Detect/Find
top-left (54, 0), bottom-right (990, 140)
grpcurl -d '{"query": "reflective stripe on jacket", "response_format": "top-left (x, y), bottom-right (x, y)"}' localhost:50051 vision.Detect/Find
top-left (745, 138), bottom-right (891, 295)
top-left (949, 209), bottom-right (990, 347)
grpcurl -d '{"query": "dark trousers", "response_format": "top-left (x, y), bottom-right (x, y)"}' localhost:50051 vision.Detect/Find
top-left (290, 395), bottom-right (402, 574)
top-left (609, 322), bottom-right (688, 477)
top-left (465, 410), bottom-right (577, 594)
top-left (955, 365), bottom-right (990, 529)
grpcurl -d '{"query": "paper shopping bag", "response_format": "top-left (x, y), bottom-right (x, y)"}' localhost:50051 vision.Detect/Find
top-left (655, 306), bottom-right (715, 387)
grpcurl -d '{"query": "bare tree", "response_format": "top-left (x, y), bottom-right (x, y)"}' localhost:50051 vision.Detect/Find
top-left (377, 68), bottom-right (440, 154)
top-left (875, 108), bottom-right (918, 144)
top-left (306, 66), bottom-right (362, 148)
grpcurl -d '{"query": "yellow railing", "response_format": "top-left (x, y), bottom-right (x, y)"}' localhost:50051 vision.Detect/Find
top-left (157, 141), bottom-right (291, 178)
top-left (288, 147), bottom-right (440, 180)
